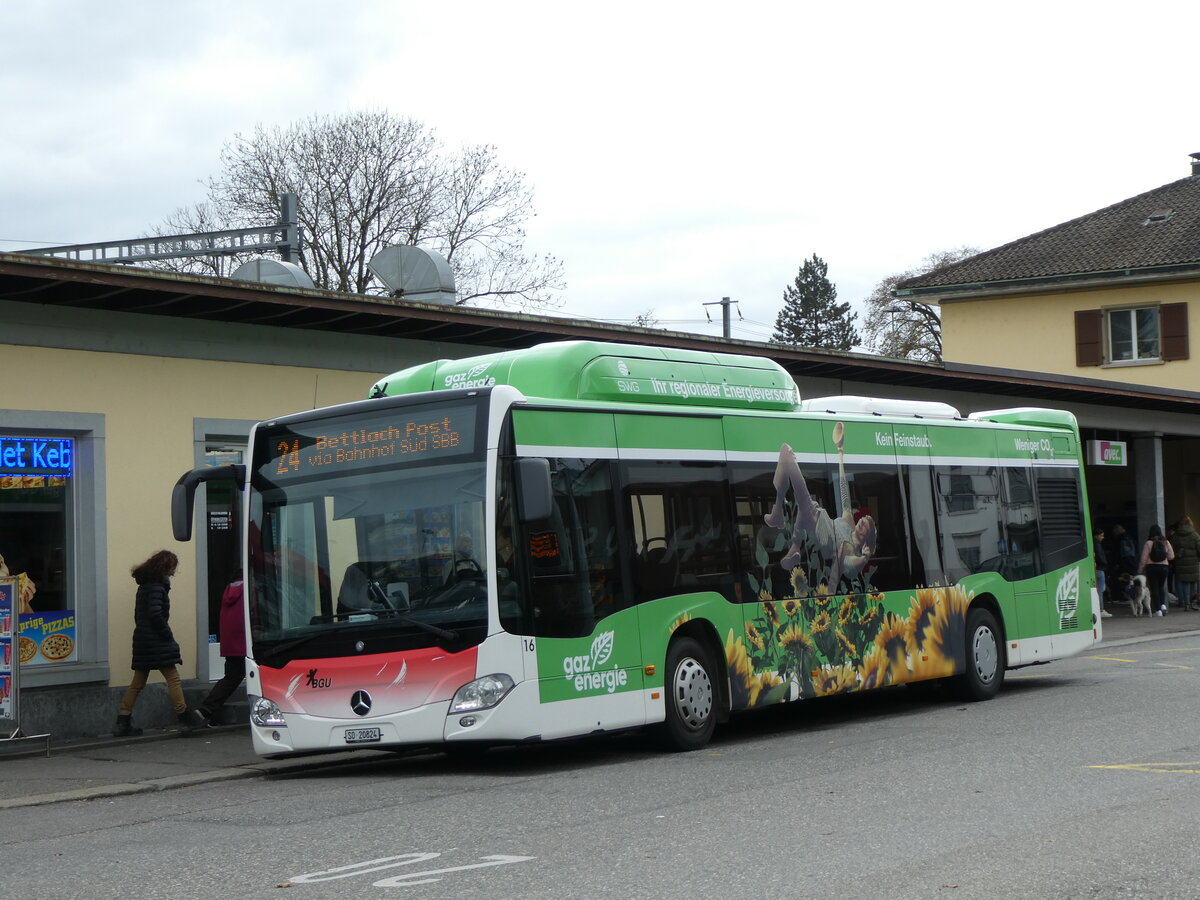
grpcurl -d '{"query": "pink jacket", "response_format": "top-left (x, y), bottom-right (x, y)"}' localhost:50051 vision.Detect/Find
top-left (218, 579), bottom-right (247, 657)
top-left (1138, 539), bottom-right (1175, 573)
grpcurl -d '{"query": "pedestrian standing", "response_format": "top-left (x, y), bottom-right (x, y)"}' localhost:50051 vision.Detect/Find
top-left (1094, 527), bottom-right (1112, 618)
top-left (1112, 524), bottom-right (1137, 578)
top-left (1170, 516), bottom-right (1200, 611)
top-left (1138, 525), bottom-right (1174, 617)
top-left (196, 569), bottom-right (247, 725)
top-left (114, 550), bottom-right (203, 736)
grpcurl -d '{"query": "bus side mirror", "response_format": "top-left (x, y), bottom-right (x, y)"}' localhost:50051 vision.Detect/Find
top-left (171, 464), bottom-right (245, 542)
top-left (516, 458), bottom-right (553, 523)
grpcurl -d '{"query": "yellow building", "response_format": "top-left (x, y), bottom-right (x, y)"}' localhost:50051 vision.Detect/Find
top-left (895, 153), bottom-right (1200, 549)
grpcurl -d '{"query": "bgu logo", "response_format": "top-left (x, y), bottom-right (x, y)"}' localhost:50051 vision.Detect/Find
top-left (561, 631), bottom-right (627, 693)
top-left (304, 668), bottom-right (332, 689)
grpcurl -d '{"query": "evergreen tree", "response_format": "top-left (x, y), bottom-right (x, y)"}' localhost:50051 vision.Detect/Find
top-left (772, 255), bottom-right (860, 350)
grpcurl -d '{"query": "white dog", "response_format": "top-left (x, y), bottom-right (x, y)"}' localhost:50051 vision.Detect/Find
top-left (1122, 574), bottom-right (1153, 616)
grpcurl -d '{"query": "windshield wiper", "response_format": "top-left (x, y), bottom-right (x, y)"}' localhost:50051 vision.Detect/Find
top-left (369, 581), bottom-right (460, 642)
top-left (256, 631), bottom-right (326, 665)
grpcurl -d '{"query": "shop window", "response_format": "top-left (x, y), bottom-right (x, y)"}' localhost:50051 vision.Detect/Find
top-left (0, 436), bottom-right (75, 667)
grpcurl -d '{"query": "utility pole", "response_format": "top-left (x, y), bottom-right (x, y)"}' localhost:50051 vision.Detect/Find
top-left (702, 296), bottom-right (740, 338)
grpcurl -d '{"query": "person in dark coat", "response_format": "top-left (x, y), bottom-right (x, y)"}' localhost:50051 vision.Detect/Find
top-left (195, 570), bottom-right (247, 725)
top-left (1170, 516), bottom-right (1200, 611)
top-left (114, 550), bottom-right (202, 735)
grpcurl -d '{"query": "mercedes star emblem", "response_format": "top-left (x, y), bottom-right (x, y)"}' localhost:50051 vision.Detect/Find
top-left (350, 690), bottom-right (372, 716)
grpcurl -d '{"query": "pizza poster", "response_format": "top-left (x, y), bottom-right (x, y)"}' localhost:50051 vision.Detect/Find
top-left (17, 609), bottom-right (77, 667)
top-left (0, 578), bottom-right (13, 718)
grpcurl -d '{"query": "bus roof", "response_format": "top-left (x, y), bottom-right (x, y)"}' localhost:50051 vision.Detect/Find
top-left (370, 340), bottom-right (803, 412)
top-left (368, 340), bottom-right (1080, 432)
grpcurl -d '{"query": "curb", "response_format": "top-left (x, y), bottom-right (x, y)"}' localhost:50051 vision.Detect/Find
top-left (0, 746), bottom-right (394, 810)
top-left (1097, 627), bottom-right (1200, 649)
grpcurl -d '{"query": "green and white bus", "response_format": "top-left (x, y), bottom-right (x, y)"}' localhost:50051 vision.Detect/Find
top-left (172, 341), bottom-right (1101, 756)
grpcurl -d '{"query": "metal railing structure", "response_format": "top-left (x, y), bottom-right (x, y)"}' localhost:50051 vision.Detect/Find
top-left (16, 194), bottom-right (302, 267)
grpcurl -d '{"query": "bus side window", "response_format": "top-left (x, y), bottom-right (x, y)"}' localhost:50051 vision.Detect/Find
top-left (623, 461), bottom-right (737, 604)
top-left (522, 458), bottom-right (623, 638)
top-left (731, 463), bottom-right (833, 601)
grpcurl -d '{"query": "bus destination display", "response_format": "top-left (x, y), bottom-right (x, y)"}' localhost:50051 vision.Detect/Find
top-left (260, 404), bottom-right (477, 484)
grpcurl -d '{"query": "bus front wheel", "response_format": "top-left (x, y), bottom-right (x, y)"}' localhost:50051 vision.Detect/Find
top-left (660, 636), bottom-right (717, 751)
top-left (956, 607), bottom-right (1004, 702)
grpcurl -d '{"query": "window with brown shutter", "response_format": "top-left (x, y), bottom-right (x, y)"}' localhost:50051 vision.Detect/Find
top-left (1160, 302), bottom-right (1189, 361)
top-left (1074, 309), bottom-right (1103, 366)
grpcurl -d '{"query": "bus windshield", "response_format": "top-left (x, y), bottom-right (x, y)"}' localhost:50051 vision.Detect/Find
top-left (246, 395), bottom-right (490, 667)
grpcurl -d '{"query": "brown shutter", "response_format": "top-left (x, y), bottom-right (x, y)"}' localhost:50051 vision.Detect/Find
top-left (1160, 302), bottom-right (1189, 361)
top-left (1074, 309), bottom-right (1103, 366)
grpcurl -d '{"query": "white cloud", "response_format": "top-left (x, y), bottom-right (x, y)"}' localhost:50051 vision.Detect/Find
top-left (3, 0), bottom-right (1198, 344)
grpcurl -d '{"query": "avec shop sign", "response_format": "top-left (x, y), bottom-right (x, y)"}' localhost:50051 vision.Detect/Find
top-left (1085, 440), bottom-right (1126, 467)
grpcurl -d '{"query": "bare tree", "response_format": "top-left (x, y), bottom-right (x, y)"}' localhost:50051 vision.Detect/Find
top-left (861, 247), bottom-right (978, 362)
top-left (631, 309), bottom-right (661, 328)
top-left (152, 112), bottom-right (564, 308)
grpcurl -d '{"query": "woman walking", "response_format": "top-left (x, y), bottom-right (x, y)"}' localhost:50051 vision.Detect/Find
top-left (1139, 525), bottom-right (1175, 617)
top-left (114, 550), bottom-right (202, 735)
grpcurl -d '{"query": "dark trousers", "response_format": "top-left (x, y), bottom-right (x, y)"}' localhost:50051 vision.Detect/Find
top-left (1147, 564), bottom-right (1169, 611)
top-left (199, 656), bottom-right (246, 720)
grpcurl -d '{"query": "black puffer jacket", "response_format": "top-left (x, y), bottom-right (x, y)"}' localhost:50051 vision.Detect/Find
top-left (130, 577), bottom-right (182, 670)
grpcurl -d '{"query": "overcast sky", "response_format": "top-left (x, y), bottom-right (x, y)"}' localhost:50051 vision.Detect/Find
top-left (3, 1), bottom-right (1197, 345)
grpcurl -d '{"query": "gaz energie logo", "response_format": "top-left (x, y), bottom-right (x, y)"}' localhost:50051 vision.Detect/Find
top-left (443, 364), bottom-right (496, 390)
top-left (562, 630), bottom-right (627, 693)
top-left (1056, 567), bottom-right (1080, 630)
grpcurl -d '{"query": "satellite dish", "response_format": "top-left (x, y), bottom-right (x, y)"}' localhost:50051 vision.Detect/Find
top-left (368, 246), bottom-right (456, 305)
top-left (230, 259), bottom-right (315, 289)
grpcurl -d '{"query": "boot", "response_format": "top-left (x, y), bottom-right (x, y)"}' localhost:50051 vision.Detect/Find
top-left (178, 709), bottom-right (208, 732)
top-left (114, 714), bottom-right (142, 737)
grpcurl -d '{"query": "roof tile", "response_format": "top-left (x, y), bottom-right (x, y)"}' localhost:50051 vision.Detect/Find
top-left (900, 175), bottom-right (1200, 290)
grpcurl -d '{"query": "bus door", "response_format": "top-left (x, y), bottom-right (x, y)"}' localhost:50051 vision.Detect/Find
top-left (928, 426), bottom-right (1022, 625)
top-left (892, 422), bottom-right (945, 594)
top-left (511, 435), bottom-right (646, 738)
top-left (1003, 434), bottom-right (1053, 649)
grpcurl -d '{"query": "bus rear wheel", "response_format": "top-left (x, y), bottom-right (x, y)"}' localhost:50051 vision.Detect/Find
top-left (660, 636), bottom-right (717, 751)
top-left (956, 607), bottom-right (1004, 701)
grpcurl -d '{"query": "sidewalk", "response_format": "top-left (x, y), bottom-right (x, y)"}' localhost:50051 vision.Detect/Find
top-left (1, 606), bottom-right (1196, 810)
top-left (0, 724), bottom-right (393, 810)
top-left (1094, 600), bottom-right (1200, 644)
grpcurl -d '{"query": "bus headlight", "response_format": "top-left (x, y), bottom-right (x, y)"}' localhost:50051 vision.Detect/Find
top-left (251, 696), bottom-right (288, 727)
top-left (449, 673), bottom-right (515, 713)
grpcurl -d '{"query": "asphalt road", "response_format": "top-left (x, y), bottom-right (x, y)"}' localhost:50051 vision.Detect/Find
top-left (5, 635), bottom-right (1200, 899)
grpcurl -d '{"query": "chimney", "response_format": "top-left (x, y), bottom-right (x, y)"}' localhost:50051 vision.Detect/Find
top-left (1192, 152), bottom-right (1200, 176)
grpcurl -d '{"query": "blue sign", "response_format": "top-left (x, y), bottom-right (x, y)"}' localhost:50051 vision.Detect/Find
top-left (0, 437), bottom-right (73, 477)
